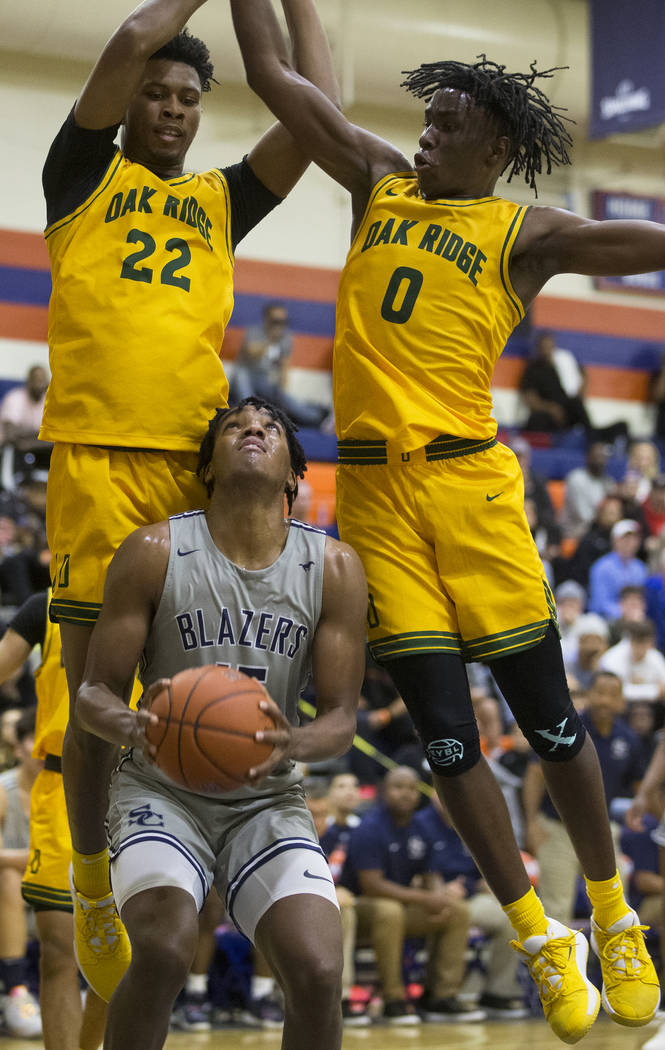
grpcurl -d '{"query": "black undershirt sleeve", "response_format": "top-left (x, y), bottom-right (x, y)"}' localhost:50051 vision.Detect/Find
top-left (43, 107), bottom-right (121, 228)
top-left (7, 590), bottom-right (48, 652)
top-left (221, 157), bottom-right (283, 253)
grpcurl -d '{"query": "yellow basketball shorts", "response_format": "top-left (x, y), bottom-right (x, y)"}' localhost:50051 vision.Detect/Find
top-left (47, 443), bottom-right (207, 625)
top-left (21, 768), bottom-right (73, 912)
top-left (336, 437), bottom-right (557, 662)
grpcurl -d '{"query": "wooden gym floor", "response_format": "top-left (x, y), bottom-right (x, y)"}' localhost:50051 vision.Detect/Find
top-left (2, 1015), bottom-right (663, 1049)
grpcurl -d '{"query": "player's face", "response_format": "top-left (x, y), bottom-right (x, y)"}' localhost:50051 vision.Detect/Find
top-left (414, 88), bottom-right (506, 199)
top-left (123, 59), bottom-right (202, 175)
top-left (212, 405), bottom-right (294, 493)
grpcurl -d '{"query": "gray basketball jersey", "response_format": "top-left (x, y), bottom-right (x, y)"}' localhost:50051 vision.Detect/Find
top-left (135, 510), bottom-right (327, 798)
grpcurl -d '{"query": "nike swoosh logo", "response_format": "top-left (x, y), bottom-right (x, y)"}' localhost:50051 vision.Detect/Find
top-left (177, 547), bottom-right (200, 556)
top-left (385, 186), bottom-right (399, 196)
top-left (486, 492), bottom-right (503, 502)
top-left (303, 869), bottom-right (333, 883)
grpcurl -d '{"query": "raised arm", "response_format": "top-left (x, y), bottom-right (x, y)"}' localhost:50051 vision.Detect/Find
top-left (246, 537), bottom-right (367, 783)
top-left (511, 205), bottom-right (665, 308)
top-left (74, 0), bottom-right (208, 130)
top-left (74, 524), bottom-right (169, 752)
top-left (232, 0), bottom-right (408, 216)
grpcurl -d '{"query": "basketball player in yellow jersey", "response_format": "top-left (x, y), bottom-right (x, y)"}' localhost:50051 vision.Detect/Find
top-left (230, 4), bottom-right (665, 1043)
top-left (42, 0), bottom-right (339, 1004)
top-left (0, 591), bottom-right (106, 1049)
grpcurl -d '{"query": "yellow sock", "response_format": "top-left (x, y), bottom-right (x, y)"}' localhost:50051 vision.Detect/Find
top-left (72, 848), bottom-right (111, 899)
top-left (502, 886), bottom-right (549, 943)
top-left (585, 870), bottom-right (628, 930)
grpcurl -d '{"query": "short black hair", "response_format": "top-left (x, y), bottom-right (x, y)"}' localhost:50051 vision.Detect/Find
top-left (150, 27), bottom-right (215, 93)
top-left (401, 55), bottom-right (573, 195)
top-left (197, 397), bottom-right (307, 513)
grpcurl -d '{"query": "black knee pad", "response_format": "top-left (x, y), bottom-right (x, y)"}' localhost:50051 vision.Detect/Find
top-left (382, 652), bottom-right (482, 777)
top-left (489, 622), bottom-right (587, 762)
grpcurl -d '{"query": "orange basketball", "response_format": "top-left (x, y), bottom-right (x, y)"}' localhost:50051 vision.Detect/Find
top-left (145, 665), bottom-right (275, 794)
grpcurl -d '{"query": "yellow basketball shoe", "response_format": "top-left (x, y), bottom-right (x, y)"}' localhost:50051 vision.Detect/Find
top-left (69, 867), bottom-right (131, 1003)
top-left (512, 918), bottom-right (600, 1044)
top-left (590, 908), bottom-right (660, 1026)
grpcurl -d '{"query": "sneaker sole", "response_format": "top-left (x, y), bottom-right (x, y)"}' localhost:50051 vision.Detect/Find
top-left (591, 927), bottom-right (661, 1027)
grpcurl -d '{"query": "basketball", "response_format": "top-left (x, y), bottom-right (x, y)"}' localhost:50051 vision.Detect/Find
top-left (145, 665), bottom-right (276, 794)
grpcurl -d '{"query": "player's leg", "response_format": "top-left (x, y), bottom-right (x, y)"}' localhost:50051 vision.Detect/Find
top-left (491, 629), bottom-right (661, 1027)
top-left (255, 894), bottom-right (343, 1050)
top-left (105, 886), bottom-right (199, 1050)
top-left (171, 886), bottom-right (224, 1031)
top-left (36, 908), bottom-right (106, 1050)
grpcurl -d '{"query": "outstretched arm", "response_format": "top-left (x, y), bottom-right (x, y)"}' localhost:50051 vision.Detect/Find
top-left (511, 205), bottom-right (665, 307)
top-left (246, 537), bottom-right (368, 783)
top-left (233, 0), bottom-right (408, 214)
top-left (75, 0), bottom-right (208, 130)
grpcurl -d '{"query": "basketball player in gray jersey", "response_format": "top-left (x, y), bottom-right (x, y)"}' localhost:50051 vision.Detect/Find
top-left (72, 397), bottom-right (368, 1050)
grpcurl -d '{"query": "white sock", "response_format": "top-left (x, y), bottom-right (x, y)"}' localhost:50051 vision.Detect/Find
top-left (251, 976), bottom-right (275, 1000)
top-left (186, 973), bottom-right (207, 996)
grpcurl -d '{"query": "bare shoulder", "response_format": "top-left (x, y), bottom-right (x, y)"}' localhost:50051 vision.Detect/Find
top-left (111, 520), bottom-right (171, 577)
top-left (322, 536), bottom-right (368, 611)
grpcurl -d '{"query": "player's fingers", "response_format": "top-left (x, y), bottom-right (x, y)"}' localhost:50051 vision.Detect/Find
top-left (135, 708), bottom-right (159, 728)
top-left (255, 728), bottom-right (289, 747)
top-left (259, 698), bottom-right (288, 726)
top-left (144, 677), bottom-right (171, 706)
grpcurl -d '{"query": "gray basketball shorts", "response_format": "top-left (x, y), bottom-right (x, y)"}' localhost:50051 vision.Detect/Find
top-left (107, 756), bottom-right (338, 943)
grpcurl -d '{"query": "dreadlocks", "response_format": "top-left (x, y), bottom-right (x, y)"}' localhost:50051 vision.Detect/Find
top-left (151, 27), bottom-right (216, 93)
top-left (197, 397), bottom-right (307, 513)
top-left (401, 55), bottom-right (573, 194)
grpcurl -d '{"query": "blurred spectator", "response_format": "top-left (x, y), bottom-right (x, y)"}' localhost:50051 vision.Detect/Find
top-left (340, 766), bottom-right (481, 1024)
top-left (317, 774), bottom-right (369, 1027)
top-left (619, 814), bottom-right (662, 938)
top-left (0, 706), bottom-right (42, 1038)
top-left (615, 470), bottom-right (649, 538)
top-left (642, 476), bottom-right (665, 555)
top-left (558, 493), bottom-right (624, 588)
top-left (599, 620), bottom-right (665, 704)
top-left (524, 496), bottom-right (560, 577)
top-left (588, 519), bottom-right (648, 620)
top-left (229, 302), bottom-right (331, 428)
top-left (646, 548), bottom-right (665, 653)
top-left (414, 796), bottom-right (529, 1019)
top-left (0, 366), bottom-right (48, 447)
top-left (563, 613), bottom-right (610, 692)
top-left (607, 584), bottom-right (647, 647)
top-left (626, 440), bottom-right (661, 503)
top-left (352, 655), bottom-right (416, 787)
top-left (510, 436), bottom-right (556, 528)
top-left (519, 332), bottom-right (627, 445)
top-left (625, 701), bottom-right (661, 770)
top-left (555, 580), bottom-right (587, 664)
top-left (523, 671), bottom-right (644, 923)
top-left (560, 443), bottom-right (615, 540)
top-left (649, 351), bottom-right (665, 441)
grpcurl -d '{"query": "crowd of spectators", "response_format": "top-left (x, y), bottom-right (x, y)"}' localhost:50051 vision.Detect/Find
top-left (6, 346), bottom-right (665, 1035)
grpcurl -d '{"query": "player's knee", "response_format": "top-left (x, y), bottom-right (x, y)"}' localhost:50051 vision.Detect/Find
top-left (516, 700), bottom-right (586, 763)
top-left (124, 897), bottom-right (198, 983)
top-left (39, 931), bottom-right (75, 979)
top-left (282, 947), bottom-right (342, 1005)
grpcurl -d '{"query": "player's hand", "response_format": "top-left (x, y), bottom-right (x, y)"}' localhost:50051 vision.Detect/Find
top-left (124, 678), bottom-right (167, 759)
top-left (244, 698), bottom-right (293, 786)
top-left (624, 795), bottom-right (648, 832)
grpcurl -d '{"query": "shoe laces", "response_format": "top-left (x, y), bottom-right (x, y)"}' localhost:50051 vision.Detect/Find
top-left (512, 932), bottom-right (577, 1006)
top-left (598, 923), bottom-right (650, 980)
top-left (78, 895), bottom-right (123, 955)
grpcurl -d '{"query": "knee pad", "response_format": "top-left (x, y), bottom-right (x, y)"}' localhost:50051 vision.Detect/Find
top-left (385, 653), bottom-right (482, 777)
top-left (516, 699), bottom-right (587, 762)
top-left (489, 623), bottom-right (587, 762)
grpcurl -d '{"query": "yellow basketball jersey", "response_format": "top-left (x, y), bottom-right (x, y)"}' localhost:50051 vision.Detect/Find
top-left (42, 153), bottom-right (234, 451)
top-left (333, 172), bottom-right (529, 449)
top-left (33, 594), bottom-right (68, 760)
